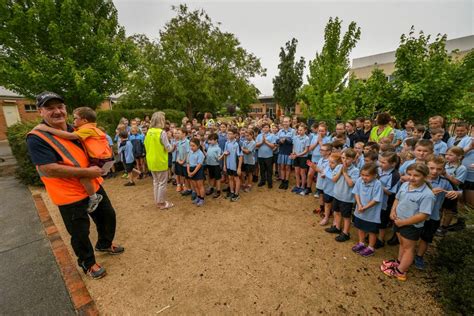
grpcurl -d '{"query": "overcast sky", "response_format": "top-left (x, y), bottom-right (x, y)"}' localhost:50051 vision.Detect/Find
top-left (113, 0), bottom-right (473, 96)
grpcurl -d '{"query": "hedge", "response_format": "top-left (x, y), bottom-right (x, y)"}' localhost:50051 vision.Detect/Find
top-left (432, 228), bottom-right (474, 315)
top-left (7, 108), bottom-right (185, 186)
top-left (97, 108), bottom-right (186, 136)
top-left (7, 119), bottom-right (43, 186)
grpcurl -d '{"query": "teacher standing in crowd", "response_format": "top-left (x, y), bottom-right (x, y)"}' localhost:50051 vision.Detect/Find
top-left (144, 111), bottom-right (175, 209)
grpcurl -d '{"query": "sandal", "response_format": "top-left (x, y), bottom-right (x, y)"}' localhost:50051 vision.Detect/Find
top-left (159, 201), bottom-right (174, 210)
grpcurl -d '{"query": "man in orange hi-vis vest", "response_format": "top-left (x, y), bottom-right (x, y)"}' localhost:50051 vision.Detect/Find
top-left (26, 92), bottom-right (124, 279)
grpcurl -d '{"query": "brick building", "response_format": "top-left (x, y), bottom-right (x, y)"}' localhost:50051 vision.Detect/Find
top-left (0, 87), bottom-right (117, 140)
top-left (248, 95), bottom-right (303, 119)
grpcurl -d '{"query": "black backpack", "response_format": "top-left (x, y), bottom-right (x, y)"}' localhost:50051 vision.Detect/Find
top-left (131, 138), bottom-right (145, 158)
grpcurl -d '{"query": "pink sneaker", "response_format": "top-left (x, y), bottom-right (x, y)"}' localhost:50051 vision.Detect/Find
top-left (380, 259), bottom-right (400, 271)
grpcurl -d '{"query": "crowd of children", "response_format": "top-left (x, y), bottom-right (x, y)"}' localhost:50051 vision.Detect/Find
top-left (110, 112), bottom-right (472, 282)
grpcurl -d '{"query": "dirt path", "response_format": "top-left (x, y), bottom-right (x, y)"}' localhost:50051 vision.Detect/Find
top-left (35, 176), bottom-right (443, 314)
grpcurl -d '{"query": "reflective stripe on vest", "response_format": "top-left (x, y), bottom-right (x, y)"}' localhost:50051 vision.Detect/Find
top-left (28, 130), bottom-right (102, 206)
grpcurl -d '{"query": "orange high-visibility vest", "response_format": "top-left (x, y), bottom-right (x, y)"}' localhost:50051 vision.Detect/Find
top-left (28, 130), bottom-right (103, 206)
top-left (76, 123), bottom-right (113, 159)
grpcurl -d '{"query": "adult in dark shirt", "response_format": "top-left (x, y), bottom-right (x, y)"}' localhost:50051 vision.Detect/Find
top-left (345, 120), bottom-right (358, 148)
top-left (423, 115), bottom-right (450, 143)
top-left (26, 92), bottom-right (123, 279)
top-left (356, 119), bottom-right (372, 144)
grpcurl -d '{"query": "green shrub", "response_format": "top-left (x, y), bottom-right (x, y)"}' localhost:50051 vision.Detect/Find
top-left (432, 229), bottom-right (474, 315)
top-left (97, 108), bottom-right (185, 136)
top-left (7, 119), bottom-right (42, 186)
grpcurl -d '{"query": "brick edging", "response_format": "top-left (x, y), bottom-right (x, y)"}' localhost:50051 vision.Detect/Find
top-left (32, 194), bottom-right (99, 316)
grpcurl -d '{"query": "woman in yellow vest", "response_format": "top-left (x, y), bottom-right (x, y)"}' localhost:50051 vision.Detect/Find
top-left (144, 111), bottom-right (175, 209)
top-left (369, 112), bottom-right (394, 143)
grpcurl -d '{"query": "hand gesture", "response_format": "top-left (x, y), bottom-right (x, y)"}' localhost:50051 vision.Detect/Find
top-left (445, 190), bottom-right (458, 200)
top-left (390, 211), bottom-right (397, 221)
top-left (87, 166), bottom-right (103, 178)
top-left (432, 187), bottom-right (444, 195)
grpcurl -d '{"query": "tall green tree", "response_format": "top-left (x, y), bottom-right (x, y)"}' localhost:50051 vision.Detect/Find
top-left (299, 17), bottom-right (361, 122)
top-left (0, 0), bottom-right (134, 110)
top-left (273, 38), bottom-right (305, 114)
top-left (390, 27), bottom-right (474, 121)
top-left (120, 5), bottom-right (265, 117)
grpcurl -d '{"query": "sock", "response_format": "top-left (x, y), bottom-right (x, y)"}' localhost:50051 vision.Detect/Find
top-left (367, 246), bottom-right (374, 251)
top-left (90, 193), bottom-right (98, 200)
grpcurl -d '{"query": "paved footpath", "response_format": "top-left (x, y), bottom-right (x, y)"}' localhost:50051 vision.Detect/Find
top-left (0, 175), bottom-right (75, 315)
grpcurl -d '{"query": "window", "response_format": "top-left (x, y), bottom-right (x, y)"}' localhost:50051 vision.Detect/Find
top-left (24, 104), bottom-right (37, 112)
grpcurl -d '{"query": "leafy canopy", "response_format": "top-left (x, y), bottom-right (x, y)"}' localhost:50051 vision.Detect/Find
top-left (299, 17), bottom-right (361, 122)
top-left (0, 0), bottom-right (134, 110)
top-left (273, 38), bottom-right (305, 114)
top-left (119, 5), bottom-right (265, 117)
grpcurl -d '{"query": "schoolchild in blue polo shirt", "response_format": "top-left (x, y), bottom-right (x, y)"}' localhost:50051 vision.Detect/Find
top-left (439, 146), bottom-right (467, 234)
top-left (430, 128), bottom-right (448, 156)
top-left (290, 124), bottom-right (310, 195)
top-left (271, 124), bottom-right (280, 180)
top-left (381, 163), bottom-right (434, 282)
top-left (399, 139), bottom-right (433, 182)
top-left (223, 127), bottom-right (243, 202)
top-left (175, 128), bottom-right (191, 194)
top-left (205, 133), bottom-right (223, 199)
top-left (241, 130), bottom-right (256, 192)
top-left (377, 152), bottom-right (400, 247)
top-left (306, 123), bottom-right (332, 196)
top-left (447, 123), bottom-right (471, 150)
top-left (414, 156), bottom-right (459, 270)
top-left (276, 117), bottom-right (294, 189)
top-left (320, 152), bottom-right (342, 226)
top-left (118, 130), bottom-right (141, 186)
top-left (354, 142), bottom-right (365, 170)
top-left (307, 143), bottom-right (332, 216)
top-left (325, 148), bottom-right (360, 242)
top-left (352, 163), bottom-right (384, 257)
top-left (256, 123), bottom-right (277, 188)
top-left (187, 138), bottom-right (206, 206)
top-left (217, 122), bottom-right (228, 152)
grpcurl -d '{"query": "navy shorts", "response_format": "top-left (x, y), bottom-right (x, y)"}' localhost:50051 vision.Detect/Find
top-left (207, 165), bottom-right (222, 180)
top-left (243, 163), bottom-right (255, 173)
top-left (188, 166), bottom-right (205, 180)
top-left (124, 163), bottom-right (135, 173)
top-left (420, 219), bottom-right (440, 243)
top-left (332, 199), bottom-right (353, 218)
top-left (175, 163), bottom-right (187, 177)
top-left (354, 216), bottom-right (379, 234)
top-left (227, 169), bottom-right (238, 177)
top-left (323, 193), bottom-right (334, 203)
top-left (393, 224), bottom-right (422, 241)
top-left (294, 157), bottom-right (308, 169)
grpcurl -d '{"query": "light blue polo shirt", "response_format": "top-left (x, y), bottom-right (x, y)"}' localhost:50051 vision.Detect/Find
top-left (256, 132), bottom-right (277, 158)
top-left (205, 144), bottom-right (222, 166)
top-left (395, 182), bottom-right (435, 228)
top-left (447, 135), bottom-right (471, 149)
top-left (171, 139), bottom-right (177, 162)
top-left (187, 149), bottom-right (205, 167)
top-left (463, 150), bottom-right (474, 182)
top-left (118, 140), bottom-right (135, 164)
top-left (429, 176), bottom-right (453, 221)
top-left (225, 140), bottom-right (242, 171)
top-left (217, 132), bottom-right (227, 151)
top-left (310, 135), bottom-right (332, 163)
top-left (399, 159), bottom-right (417, 175)
top-left (293, 135), bottom-right (310, 156)
top-left (242, 140), bottom-right (256, 165)
top-left (352, 178), bottom-right (384, 224)
top-left (323, 164), bottom-right (339, 197)
top-left (176, 139), bottom-right (190, 162)
top-left (445, 162), bottom-right (467, 184)
top-left (333, 164), bottom-right (360, 203)
top-left (316, 157), bottom-right (329, 190)
top-left (433, 141), bottom-right (448, 156)
top-left (378, 168), bottom-right (399, 210)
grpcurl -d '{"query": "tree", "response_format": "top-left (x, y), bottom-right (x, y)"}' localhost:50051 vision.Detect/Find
top-left (299, 17), bottom-right (361, 122)
top-left (273, 38), bottom-right (305, 114)
top-left (120, 5), bottom-right (265, 118)
top-left (390, 27), bottom-right (473, 121)
top-left (0, 0), bottom-right (134, 110)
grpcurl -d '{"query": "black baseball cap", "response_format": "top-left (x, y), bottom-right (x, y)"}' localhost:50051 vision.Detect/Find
top-left (36, 91), bottom-right (64, 107)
